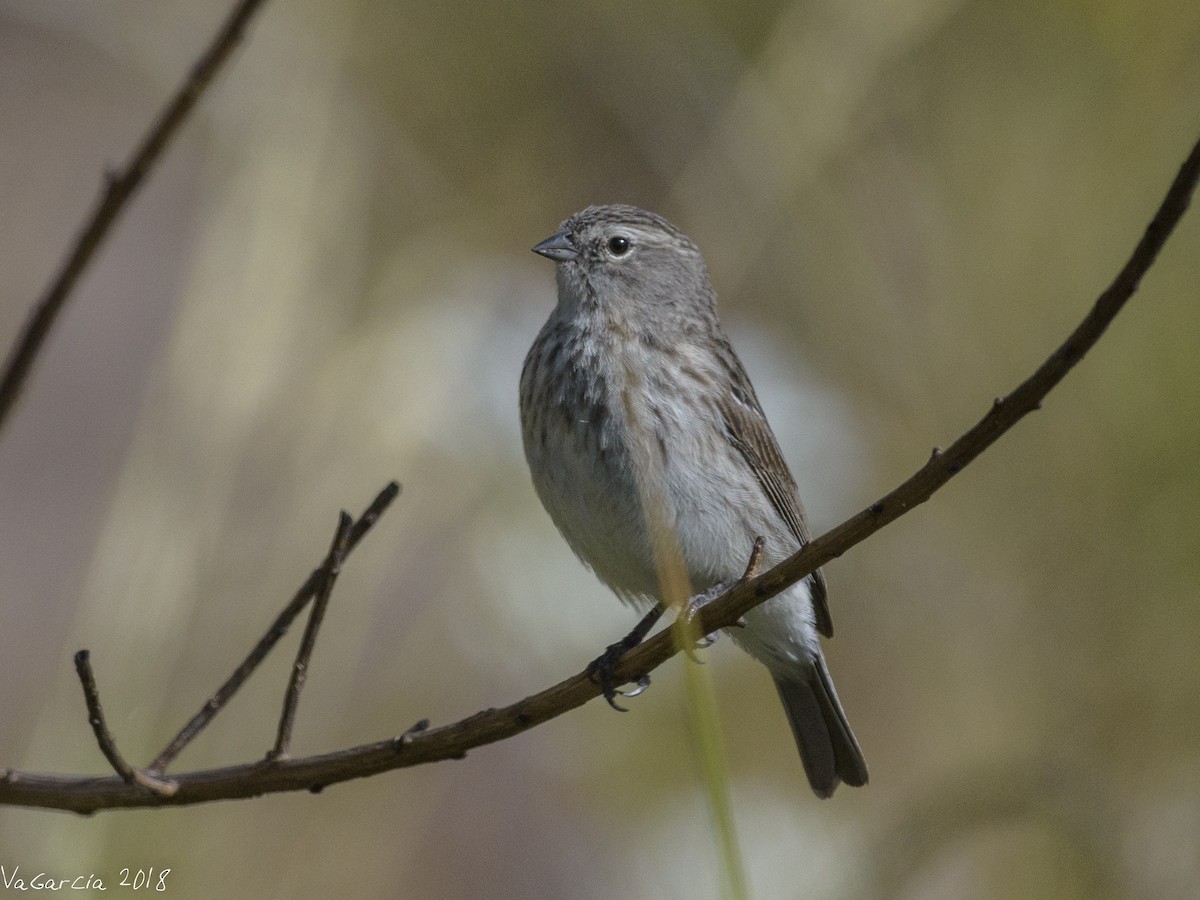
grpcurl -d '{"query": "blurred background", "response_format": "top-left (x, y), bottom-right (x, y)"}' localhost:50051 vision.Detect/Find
top-left (1, 0), bottom-right (1198, 897)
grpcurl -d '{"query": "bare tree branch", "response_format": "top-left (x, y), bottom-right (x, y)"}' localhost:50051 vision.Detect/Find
top-left (73, 651), bottom-right (177, 797)
top-left (0, 133), bottom-right (1194, 814)
top-left (0, 0), bottom-right (270, 437)
top-left (270, 512), bottom-right (353, 761)
top-left (717, 131), bottom-right (1200, 629)
top-left (148, 482), bottom-right (400, 772)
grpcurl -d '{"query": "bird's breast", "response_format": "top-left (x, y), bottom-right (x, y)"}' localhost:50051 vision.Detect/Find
top-left (520, 315), bottom-right (786, 600)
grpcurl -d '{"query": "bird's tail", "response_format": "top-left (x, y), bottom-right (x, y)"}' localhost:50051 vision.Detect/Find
top-left (774, 656), bottom-right (868, 798)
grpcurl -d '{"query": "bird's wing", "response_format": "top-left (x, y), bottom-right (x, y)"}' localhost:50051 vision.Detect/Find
top-left (715, 346), bottom-right (833, 637)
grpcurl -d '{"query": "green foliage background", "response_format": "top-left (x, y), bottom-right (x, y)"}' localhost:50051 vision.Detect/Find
top-left (1, 1), bottom-right (1198, 897)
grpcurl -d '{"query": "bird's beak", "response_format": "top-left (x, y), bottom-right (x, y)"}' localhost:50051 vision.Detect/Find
top-left (532, 229), bottom-right (579, 262)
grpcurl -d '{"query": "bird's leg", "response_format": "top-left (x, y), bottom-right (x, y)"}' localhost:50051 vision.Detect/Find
top-left (587, 603), bottom-right (664, 711)
top-left (679, 537), bottom-right (766, 659)
top-left (587, 539), bottom-right (767, 708)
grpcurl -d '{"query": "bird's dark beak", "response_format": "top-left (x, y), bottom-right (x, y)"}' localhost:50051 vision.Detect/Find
top-left (532, 229), bottom-right (579, 262)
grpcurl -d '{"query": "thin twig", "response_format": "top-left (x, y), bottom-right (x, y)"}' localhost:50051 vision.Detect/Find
top-left (73, 650), bottom-right (135, 782)
top-left (269, 512), bottom-right (353, 760)
top-left (2, 135), bottom-right (1195, 814)
top-left (73, 651), bottom-right (177, 797)
top-left (148, 482), bottom-right (400, 772)
top-left (0, 0), bottom-right (270, 436)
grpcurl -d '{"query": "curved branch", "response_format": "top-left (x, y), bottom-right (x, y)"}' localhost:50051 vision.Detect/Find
top-left (1, 134), bottom-right (1196, 814)
top-left (0, 0), bottom-right (270, 436)
top-left (73, 651), bottom-right (177, 796)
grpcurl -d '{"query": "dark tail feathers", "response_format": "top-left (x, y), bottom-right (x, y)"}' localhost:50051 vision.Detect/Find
top-left (774, 657), bottom-right (868, 799)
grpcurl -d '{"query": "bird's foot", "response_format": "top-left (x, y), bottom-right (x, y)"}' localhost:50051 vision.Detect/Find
top-left (678, 583), bottom-right (730, 662)
top-left (587, 642), bottom-right (650, 712)
top-left (587, 603), bottom-right (664, 711)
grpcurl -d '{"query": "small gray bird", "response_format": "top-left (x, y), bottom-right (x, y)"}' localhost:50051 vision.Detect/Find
top-left (520, 204), bottom-right (867, 798)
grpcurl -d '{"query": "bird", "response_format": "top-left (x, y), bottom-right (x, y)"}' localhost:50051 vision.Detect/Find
top-left (519, 204), bottom-right (867, 798)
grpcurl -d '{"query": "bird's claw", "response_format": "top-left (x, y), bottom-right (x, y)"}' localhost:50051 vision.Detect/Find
top-left (587, 640), bottom-right (651, 712)
top-left (587, 603), bottom-right (665, 710)
top-left (621, 674), bottom-right (651, 700)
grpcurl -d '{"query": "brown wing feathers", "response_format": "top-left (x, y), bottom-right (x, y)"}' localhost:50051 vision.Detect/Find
top-left (716, 352), bottom-right (834, 637)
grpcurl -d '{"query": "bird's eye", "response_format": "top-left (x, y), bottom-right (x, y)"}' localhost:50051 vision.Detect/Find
top-left (607, 236), bottom-right (631, 257)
